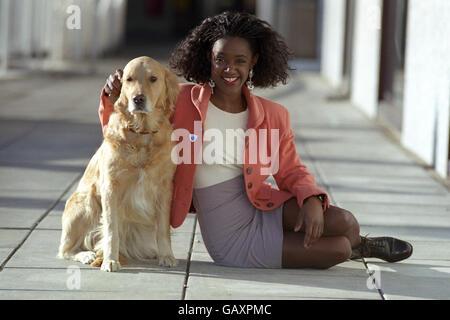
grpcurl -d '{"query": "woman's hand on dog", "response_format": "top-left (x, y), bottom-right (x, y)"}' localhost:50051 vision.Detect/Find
top-left (104, 69), bottom-right (123, 104)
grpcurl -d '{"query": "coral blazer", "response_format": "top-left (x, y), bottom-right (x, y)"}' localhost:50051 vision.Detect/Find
top-left (98, 83), bottom-right (329, 228)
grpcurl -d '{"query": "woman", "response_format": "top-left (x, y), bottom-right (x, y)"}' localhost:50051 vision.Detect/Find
top-left (99, 11), bottom-right (412, 269)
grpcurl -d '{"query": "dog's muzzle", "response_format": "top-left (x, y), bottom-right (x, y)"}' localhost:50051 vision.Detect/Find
top-left (129, 94), bottom-right (148, 113)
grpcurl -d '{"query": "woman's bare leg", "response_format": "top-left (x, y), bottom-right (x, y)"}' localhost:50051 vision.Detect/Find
top-left (281, 197), bottom-right (361, 269)
top-left (282, 232), bottom-right (352, 269)
top-left (283, 198), bottom-right (361, 248)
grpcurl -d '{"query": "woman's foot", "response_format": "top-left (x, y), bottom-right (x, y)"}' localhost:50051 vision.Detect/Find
top-left (351, 236), bottom-right (413, 262)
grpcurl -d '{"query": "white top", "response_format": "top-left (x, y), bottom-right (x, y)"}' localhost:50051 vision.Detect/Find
top-left (193, 100), bottom-right (249, 189)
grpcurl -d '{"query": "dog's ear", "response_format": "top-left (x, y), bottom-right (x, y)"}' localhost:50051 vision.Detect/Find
top-left (164, 68), bottom-right (179, 115)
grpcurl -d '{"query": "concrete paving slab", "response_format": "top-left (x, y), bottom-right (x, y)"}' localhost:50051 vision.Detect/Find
top-left (5, 214), bottom-right (196, 269)
top-left (0, 208), bottom-right (44, 229)
top-left (324, 175), bottom-right (447, 194)
top-left (185, 228), bottom-right (381, 300)
top-left (0, 216), bottom-right (195, 299)
top-left (338, 202), bottom-right (450, 235)
top-left (0, 265), bottom-right (186, 300)
top-left (355, 224), bottom-right (450, 244)
top-left (364, 260), bottom-right (450, 300)
top-left (0, 229), bottom-right (29, 267)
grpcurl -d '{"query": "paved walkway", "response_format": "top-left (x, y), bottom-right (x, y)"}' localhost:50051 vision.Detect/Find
top-left (0, 54), bottom-right (449, 300)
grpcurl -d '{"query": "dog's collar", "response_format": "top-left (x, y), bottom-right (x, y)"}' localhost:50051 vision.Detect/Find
top-left (127, 127), bottom-right (158, 135)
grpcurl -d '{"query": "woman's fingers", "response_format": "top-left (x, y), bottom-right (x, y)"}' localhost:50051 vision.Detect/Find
top-left (305, 223), bottom-right (323, 248)
top-left (107, 75), bottom-right (120, 94)
top-left (294, 210), bottom-right (304, 232)
top-left (104, 70), bottom-right (122, 100)
top-left (109, 74), bottom-right (120, 88)
top-left (103, 69), bottom-right (123, 104)
top-left (115, 68), bottom-right (123, 79)
top-left (304, 224), bottom-right (314, 248)
top-left (104, 82), bottom-right (112, 95)
top-left (105, 69), bottom-right (123, 88)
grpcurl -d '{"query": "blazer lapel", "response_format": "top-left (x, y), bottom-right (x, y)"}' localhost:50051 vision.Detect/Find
top-left (191, 83), bottom-right (212, 124)
top-left (191, 83), bottom-right (265, 130)
top-left (243, 85), bottom-right (265, 130)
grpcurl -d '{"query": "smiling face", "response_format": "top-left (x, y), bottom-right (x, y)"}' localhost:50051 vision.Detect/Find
top-left (209, 37), bottom-right (258, 95)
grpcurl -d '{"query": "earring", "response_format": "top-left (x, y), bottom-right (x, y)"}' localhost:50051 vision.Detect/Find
top-left (246, 69), bottom-right (254, 91)
top-left (208, 79), bottom-right (216, 94)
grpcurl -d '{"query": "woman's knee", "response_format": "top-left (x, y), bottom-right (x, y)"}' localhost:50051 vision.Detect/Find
top-left (322, 236), bottom-right (352, 269)
top-left (343, 209), bottom-right (360, 234)
top-left (335, 236), bottom-right (352, 260)
top-left (328, 207), bottom-right (360, 235)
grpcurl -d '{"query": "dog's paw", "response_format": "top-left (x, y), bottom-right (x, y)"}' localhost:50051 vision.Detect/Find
top-left (158, 255), bottom-right (178, 267)
top-left (100, 259), bottom-right (121, 272)
top-left (74, 251), bottom-right (96, 265)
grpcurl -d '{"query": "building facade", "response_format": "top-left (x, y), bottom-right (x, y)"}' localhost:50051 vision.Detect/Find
top-left (321, 0), bottom-right (450, 180)
top-left (0, 0), bottom-right (127, 72)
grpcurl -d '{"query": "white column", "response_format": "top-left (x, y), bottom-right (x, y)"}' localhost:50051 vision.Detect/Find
top-left (21, 0), bottom-right (33, 58)
top-left (256, 0), bottom-right (276, 25)
top-left (350, 0), bottom-right (383, 118)
top-left (0, 0), bottom-right (11, 73)
top-left (321, 0), bottom-right (347, 89)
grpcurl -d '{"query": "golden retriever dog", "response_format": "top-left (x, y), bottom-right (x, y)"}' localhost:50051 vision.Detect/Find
top-left (58, 56), bottom-right (179, 272)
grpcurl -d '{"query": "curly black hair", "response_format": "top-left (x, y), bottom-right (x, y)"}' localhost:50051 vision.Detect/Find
top-left (169, 11), bottom-right (294, 88)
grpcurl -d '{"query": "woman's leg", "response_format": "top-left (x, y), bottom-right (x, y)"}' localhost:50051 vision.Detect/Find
top-left (282, 232), bottom-right (352, 269)
top-left (281, 197), bottom-right (361, 269)
top-left (283, 197), bottom-right (361, 248)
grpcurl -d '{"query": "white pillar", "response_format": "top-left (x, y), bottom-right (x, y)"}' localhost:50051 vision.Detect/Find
top-left (256, 0), bottom-right (276, 25)
top-left (321, 0), bottom-right (347, 89)
top-left (0, 0), bottom-right (11, 73)
top-left (350, 0), bottom-right (383, 118)
top-left (21, 0), bottom-right (33, 58)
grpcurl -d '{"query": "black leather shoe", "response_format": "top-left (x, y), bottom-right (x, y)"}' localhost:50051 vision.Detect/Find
top-left (351, 236), bottom-right (413, 263)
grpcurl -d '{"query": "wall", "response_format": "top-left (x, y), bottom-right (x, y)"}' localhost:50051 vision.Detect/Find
top-left (319, 0), bottom-right (450, 178)
top-left (402, 0), bottom-right (450, 177)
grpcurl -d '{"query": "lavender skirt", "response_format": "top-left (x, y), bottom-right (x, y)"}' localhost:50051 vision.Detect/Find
top-left (192, 175), bottom-right (284, 268)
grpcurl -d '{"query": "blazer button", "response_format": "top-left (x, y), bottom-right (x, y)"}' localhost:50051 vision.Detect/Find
top-left (246, 167), bottom-right (252, 174)
top-left (248, 182), bottom-right (253, 189)
top-left (267, 202), bottom-right (274, 208)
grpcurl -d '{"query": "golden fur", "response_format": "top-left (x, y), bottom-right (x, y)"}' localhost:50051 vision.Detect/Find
top-left (58, 56), bottom-right (179, 272)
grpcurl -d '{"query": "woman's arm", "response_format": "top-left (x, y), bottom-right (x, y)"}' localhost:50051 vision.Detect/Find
top-left (273, 109), bottom-right (329, 247)
top-left (98, 69), bottom-right (123, 135)
top-left (273, 110), bottom-right (329, 212)
top-left (98, 89), bottom-right (115, 135)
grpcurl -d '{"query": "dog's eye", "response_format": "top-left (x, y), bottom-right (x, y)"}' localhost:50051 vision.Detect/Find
top-left (150, 76), bottom-right (157, 83)
top-left (127, 77), bottom-right (133, 82)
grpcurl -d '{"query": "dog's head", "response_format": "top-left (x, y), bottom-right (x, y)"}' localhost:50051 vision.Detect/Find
top-left (115, 56), bottom-right (179, 132)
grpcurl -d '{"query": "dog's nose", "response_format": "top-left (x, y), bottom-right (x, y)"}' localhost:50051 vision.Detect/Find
top-left (133, 94), bottom-right (146, 106)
